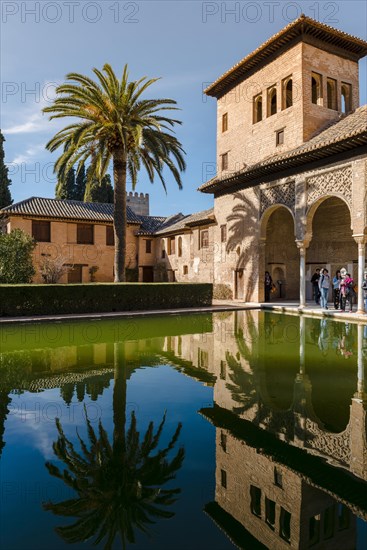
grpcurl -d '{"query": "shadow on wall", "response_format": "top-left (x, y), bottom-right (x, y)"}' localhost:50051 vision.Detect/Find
top-left (226, 192), bottom-right (259, 302)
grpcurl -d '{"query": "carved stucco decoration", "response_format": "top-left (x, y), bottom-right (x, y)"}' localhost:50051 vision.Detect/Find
top-left (307, 165), bottom-right (352, 209)
top-left (305, 419), bottom-right (351, 465)
top-left (260, 181), bottom-right (295, 218)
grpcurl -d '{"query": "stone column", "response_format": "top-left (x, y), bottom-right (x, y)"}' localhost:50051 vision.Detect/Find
top-left (296, 240), bottom-right (309, 309)
top-left (353, 236), bottom-right (366, 314)
top-left (357, 323), bottom-right (365, 396)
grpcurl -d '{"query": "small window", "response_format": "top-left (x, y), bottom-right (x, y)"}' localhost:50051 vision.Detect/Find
top-left (200, 230), bottom-right (209, 249)
top-left (32, 220), bottom-right (50, 242)
top-left (198, 349), bottom-right (208, 368)
top-left (309, 514), bottom-right (320, 545)
top-left (221, 469), bottom-right (227, 489)
top-left (77, 224), bottom-right (94, 245)
top-left (280, 508), bottom-right (291, 542)
top-left (276, 129), bottom-right (284, 146)
top-left (323, 505), bottom-right (335, 539)
top-left (341, 82), bottom-right (352, 114)
top-left (145, 239), bottom-right (152, 254)
top-left (220, 360), bottom-right (226, 380)
top-left (265, 498), bottom-right (276, 530)
top-left (338, 504), bottom-right (349, 530)
top-left (327, 78), bottom-right (337, 110)
top-left (267, 86), bottom-right (277, 117)
top-left (253, 93), bottom-right (263, 123)
top-left (221, 152), bottom-right (228, 171)
top-left (220, 224), bottom-right (227, 243)
top-left (250, 486), bottom-right (261, 517)
top-left (311, 72), bottom-right (323, 105)
top-left (168, 236), bottom-right (175, 255)
top-left (178, 236), bottom-right (182, 257)
top-left (106, 225), bottom-right (114, 246)
top-left (282, 76), bottom-right (293, 109)
top-left (183, 265), bottom-right (188, 275)
top-left (161, 241), bottom-right (166, 259)
top-left (220, 431), bottom-right (227, 452)
top-left (274, 467), bottom-right (283, 488)
top-left (222, 112), bottom-right (228, 132)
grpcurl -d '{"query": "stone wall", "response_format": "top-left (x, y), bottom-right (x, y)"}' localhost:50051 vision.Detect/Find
top-left (7, 216), bottom-right (138, 283)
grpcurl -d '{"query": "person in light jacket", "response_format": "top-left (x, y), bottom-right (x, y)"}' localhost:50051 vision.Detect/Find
top-left (332, 270), bottom-right (341, 310)
top-left (362, 272), bottom-right (367, 313)
top-left (319, 268), bottom-right (330, 309)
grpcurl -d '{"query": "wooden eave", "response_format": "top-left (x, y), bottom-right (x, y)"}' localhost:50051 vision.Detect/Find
top-left (205, 16), bottom-right (367, 99)
top-left (200, 133), bottom-right (367, 196)
top-left (1, 212), bottom-right (141, 226)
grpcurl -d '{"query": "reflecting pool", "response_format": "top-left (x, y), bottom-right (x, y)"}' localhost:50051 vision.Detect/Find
top-left (0, 311), bottom-right (366, 549)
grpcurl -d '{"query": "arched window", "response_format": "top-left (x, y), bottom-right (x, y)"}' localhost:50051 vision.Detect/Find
top-left (267, 87), bottom-right (277, 117)
top-left (178, 236), bottom-right (182, 257)
top-left (282, 77), bottom-right (293, 109)
top-left (327, 78), bottom-right (337, 110)
top-left (253, 94), bottom-right (262, 123)
top-left (161, 240), bottom-right (166, 259)
top-left (311, 72), bottom-right (323, 105)
top-left (341, 82), bottom-right (352, 114)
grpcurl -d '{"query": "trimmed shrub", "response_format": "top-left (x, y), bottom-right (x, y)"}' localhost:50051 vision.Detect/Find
top-left (0, 283), bottom-right (213, 317)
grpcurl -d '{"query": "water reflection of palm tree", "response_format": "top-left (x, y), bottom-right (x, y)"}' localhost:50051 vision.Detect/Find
top-left (43, 343), bottom-right (185, 549)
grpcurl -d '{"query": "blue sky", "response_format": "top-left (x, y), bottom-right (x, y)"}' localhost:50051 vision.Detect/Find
top-left (1, 0), bottom-right (366, 216)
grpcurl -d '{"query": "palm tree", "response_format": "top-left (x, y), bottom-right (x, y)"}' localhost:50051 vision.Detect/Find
top-left (43, 64), bottom-right (186, 281)
top-left (43, 343), bottom-right (185, 549)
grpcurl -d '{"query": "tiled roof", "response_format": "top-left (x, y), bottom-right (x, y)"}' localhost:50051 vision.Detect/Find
top-left (199, 106), bottom-right (367, 194)
top-left (136, 215), bottom-right (167, 235)
top-left (155, 208), bottom-right (215, 235)
top-left (205, 15), bottom-right (367, 98)
top-left (0, 196), bottom-right (141, 224)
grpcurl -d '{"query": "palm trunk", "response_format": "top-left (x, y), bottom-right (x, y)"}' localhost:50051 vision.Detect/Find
top-left (113, 342), bottom-right (127, 455)
top-left (113, 150), bottom-right (127, 282)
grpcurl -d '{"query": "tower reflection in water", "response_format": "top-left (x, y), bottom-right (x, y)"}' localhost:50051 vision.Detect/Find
top-left (167, 311), bottom-right (367, 549)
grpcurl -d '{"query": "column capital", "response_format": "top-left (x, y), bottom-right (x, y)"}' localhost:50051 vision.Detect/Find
top-left (295, 239), bottom-right (310, 251)
top-left (353, 234), bottom-right (366, 246)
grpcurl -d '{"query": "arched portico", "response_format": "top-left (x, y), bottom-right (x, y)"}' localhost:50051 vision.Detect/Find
top-left (295, 193), bottom-right (366, 311)
top-left (260, 205), bottom-right (299, 300)
top-left (307, 196), bottom-right (356, 301)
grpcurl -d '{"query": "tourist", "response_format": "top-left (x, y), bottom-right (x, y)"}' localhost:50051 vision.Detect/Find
top-left (264, 271), bottom-right (273, 302)
top-left (311, 268), bottom-right (321, 305)
top-left (340, 273), bottom-right (355, 313)
top-left (332, 270), bottom-right (341, 310)
top-left (362, 272), bottom-right (367, 313)
top-left (319, 268), bottom-right (330, 309)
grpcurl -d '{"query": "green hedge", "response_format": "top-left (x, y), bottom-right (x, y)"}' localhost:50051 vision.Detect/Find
top-left (0, 283), bottom-right (213, 317)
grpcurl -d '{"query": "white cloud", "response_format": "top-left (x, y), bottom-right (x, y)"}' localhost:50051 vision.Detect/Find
top-left (11, 143), bottom-right (45, 165)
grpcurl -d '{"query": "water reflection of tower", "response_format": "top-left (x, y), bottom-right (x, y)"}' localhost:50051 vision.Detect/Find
top-left (206, 427), bottom-right (357, 549)
top-left (202, 313), bottom-right (367, 549)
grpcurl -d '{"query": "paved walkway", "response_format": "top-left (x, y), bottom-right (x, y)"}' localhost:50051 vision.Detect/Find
top-left (1, 301), bottom-right (366, 325)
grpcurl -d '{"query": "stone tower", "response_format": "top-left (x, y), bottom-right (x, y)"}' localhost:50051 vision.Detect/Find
top-left (126, 191), bottom-right (149, 216)
top-left (205, 15), bottom-right (366, 175)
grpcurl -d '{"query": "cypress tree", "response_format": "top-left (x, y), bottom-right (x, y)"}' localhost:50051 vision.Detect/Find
top-left (0, 131), bottom-right (12, 209)
top-left (75, 164), bottom-right (86, 201)
top-left (84, 171), bottom-right (113, 203)
top-left (55, 168), bottom-right (76, 199)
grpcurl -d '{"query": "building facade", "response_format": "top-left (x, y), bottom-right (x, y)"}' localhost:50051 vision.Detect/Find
top-left (200, 15), bottom-right (367, 312)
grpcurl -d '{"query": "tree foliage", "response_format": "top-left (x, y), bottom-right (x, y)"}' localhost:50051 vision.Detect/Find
top-left (74, 163), bottom-right (86, 201)
top-left (55, 167), bottom-right (76, 200)
top-left (43, 64), bottom-right (185, 281)
top-left (0, 229), bottom-right (35, 283)
top-left (84, 169), bottom-right (113, 203)
top-left (0, 131), bottom-right (12, 209)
